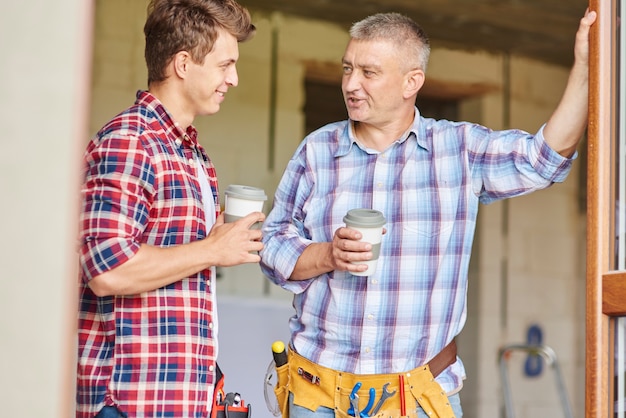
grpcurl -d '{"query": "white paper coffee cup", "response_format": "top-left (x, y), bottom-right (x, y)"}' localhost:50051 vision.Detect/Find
top-left (224, 185), bottom-right (267, 224)
top-left (343, 208), bottom-right (386, 276)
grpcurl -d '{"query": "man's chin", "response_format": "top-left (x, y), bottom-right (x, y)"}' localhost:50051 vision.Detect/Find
top-left (200, 105), bottom-right (221, 117)
top-left (347, 110), bottom-right (364, 122)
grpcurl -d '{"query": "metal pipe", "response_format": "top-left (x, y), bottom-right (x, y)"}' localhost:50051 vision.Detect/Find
top-left (498, 344), bottom-right (573, 418)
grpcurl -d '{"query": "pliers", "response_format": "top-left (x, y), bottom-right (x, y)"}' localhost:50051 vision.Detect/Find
top-left (348, 382), bottom-right (376, 417)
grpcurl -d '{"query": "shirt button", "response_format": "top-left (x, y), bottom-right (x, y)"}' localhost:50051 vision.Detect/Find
top-left (209, 365), bottom-right (215, 372)
top-left (365, 347), bottom-right (371, 353)
top-left (188, 158), bottom-right (194, 165)
top-left (209, 322), bottom-right (214, 329)
top-left (367, 314), bottom-right (374, 320)
top-left (371, 279), bottom-right (378, 285)
top-left (377, 182), bottom-right (383, 188)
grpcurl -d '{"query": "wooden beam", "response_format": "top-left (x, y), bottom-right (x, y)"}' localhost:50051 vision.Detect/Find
top-left (603, 272), bottom-right (626, 315)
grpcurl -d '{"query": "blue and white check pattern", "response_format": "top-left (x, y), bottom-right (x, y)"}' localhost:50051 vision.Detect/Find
top-left (260, 109), bottom-right (574, 393)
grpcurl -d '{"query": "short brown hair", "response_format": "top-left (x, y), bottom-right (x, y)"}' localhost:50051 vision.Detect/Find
top-left (144, 0), bottom-right (256, 84)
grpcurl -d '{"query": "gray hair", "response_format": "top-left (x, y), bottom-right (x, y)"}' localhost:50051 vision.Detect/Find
top-left (349, 13), bottom-right (430, 72)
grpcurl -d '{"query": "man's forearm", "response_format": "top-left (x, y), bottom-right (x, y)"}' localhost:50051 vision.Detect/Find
top-left (543, 9), bottom-right (595, 158)
top-left (543, 62), bottom-right (589, 158)
top-left (87, 241), bottom-right (213, 296)
top-left (289, 242), bottom-right (335, 281)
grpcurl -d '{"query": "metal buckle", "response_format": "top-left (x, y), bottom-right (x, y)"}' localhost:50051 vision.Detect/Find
top-left (297, 367), bottom-right (321, 385)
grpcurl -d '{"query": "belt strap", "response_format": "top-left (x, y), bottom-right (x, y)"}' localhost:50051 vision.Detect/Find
top-left (428, 340), bottom-right (457, 377)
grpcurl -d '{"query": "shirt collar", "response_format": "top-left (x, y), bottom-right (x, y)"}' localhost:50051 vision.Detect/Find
top-left (135, 90), bottom-right (200, 149)
top-left (335, 107), bottom-right (427, 157)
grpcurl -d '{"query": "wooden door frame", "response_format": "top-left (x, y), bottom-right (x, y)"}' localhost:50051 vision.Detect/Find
top-left (586, 0), bottom-right (622, 416)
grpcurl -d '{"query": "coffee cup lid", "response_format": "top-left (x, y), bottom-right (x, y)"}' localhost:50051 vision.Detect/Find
top-left (224, 184), bottom-right (267, 201)
top-left (343, 209), bottom-right (386, 227)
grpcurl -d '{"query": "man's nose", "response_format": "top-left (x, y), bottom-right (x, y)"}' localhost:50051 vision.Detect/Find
top-left (226, 66), bottom-right (239, 87)
top-left (343, 72), bottom-right (361, 91)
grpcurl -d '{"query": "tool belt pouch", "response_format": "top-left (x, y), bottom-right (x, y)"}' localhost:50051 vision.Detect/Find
top-left (214, 399), bottom-right (251, 418)
top-left (274, 362), bottom-right (290, 418)
top-left (406, 366), bottom-right (455, 418)
top-left (285, 348), bottom-right (456, 418)
top-left (211, 364), bottom-right (252, 418)
top-left (287, 349), bottom-right (335, 413)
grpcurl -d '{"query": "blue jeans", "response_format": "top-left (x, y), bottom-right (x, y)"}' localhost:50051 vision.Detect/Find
top-left (95, 406), bottom-right (126, 418)
top-left (289, 392), bottom-right (463, 418)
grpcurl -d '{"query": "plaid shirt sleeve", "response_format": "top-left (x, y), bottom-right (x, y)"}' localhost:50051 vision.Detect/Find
top-left (79, 132), bottom-right (155, 282)
top-left (466, 123), bottom-right (574, 205)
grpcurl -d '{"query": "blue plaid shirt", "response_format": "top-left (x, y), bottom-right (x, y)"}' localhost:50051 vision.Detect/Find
top-left (260, 109), bottom-right (574, 392)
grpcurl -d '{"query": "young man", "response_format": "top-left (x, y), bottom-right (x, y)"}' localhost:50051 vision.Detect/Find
top-left (76, 1), bottom-right (261, 416)
top-left (260, 9), bottom-right (597, 418)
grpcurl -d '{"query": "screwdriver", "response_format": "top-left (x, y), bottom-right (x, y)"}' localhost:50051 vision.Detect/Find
top-left (272, 340), bottom-right (288, 367)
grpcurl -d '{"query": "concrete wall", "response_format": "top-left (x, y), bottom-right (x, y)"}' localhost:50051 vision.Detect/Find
top-left (0, 0), bottom-right (93, 416)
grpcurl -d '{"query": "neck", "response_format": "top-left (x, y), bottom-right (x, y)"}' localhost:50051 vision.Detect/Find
top-left (353, 110), bottom-right (415, 152)
top-left (149, 82), bottom-right (194, 129)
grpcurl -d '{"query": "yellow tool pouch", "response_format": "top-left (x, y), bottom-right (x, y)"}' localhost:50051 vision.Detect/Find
top-left (405, 366), bottom-right (455, 418)
top-left (276, 349), bottom-right (456, 418)
top-left (273, 362), bottom-right (290, 418)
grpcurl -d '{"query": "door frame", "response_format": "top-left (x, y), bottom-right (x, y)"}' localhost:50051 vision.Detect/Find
top-left (586, 0), bottom-right (625, 416)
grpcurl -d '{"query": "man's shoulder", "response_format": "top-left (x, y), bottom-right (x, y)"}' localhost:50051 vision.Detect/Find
top-left (96, 103), bottom-right (156, 139)
top-left (305, 120), bottom-right (348, 144)
top-left (417, 116), bottom-right (488, 143)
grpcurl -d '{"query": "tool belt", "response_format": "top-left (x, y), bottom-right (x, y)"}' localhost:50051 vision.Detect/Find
top-left (274, 341), bottom-right (457, 418)
top-left (211, 364), bottom-right (251, 418)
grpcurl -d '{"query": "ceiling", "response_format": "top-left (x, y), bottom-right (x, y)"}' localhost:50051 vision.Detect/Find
top-left (241, 0), bottom-right (588, 68)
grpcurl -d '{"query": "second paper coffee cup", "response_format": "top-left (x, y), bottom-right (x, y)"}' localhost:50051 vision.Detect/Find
top-left (343, 208), bottom-right (386, 276)
top-left (224, 185), bottom-right (267, 223)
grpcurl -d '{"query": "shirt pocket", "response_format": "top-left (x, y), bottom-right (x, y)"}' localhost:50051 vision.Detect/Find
top-left (403, 220), bottom-right (454, 237)
top-left (401, 187), bottom-right (457, 238)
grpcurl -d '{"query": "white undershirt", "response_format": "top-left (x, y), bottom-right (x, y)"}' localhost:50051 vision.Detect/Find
top-left (195, 157), bottom-right (216, 225)
top-left (195, 157), bottom-right (219, 364)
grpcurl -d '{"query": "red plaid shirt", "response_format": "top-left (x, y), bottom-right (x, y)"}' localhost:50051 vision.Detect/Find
top-left (77, 91), bottom-right (220, 417)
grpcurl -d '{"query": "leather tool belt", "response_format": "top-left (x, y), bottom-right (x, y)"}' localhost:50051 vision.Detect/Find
top-left (274, 341), bottom-right (457, 418)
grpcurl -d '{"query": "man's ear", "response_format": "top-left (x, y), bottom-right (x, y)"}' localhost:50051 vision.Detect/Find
top-left (172, 51), bottom-right (191, 79)
top-left (404, 69), bottom-right (425, 99)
